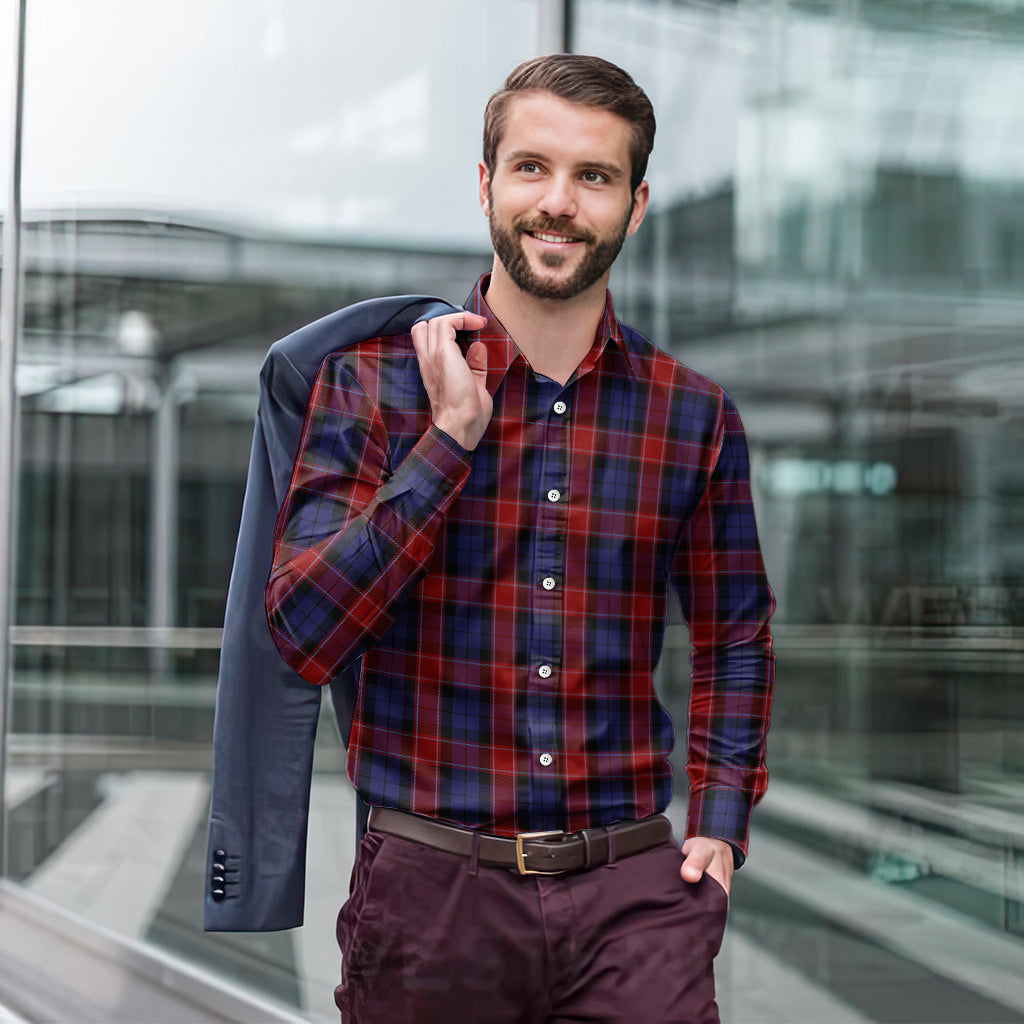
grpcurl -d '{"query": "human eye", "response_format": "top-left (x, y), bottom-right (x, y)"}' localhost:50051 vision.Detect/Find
top-left (581, 169), bottom-right (609, 184)
top-left (517, 161), bottom-right (542, 175)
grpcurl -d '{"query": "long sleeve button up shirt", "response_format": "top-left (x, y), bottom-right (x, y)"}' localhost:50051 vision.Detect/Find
top-left (266, 276), bottom-right (775, 861)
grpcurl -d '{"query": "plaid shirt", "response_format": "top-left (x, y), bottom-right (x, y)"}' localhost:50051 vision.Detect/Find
top-left (267, 276), bottom-right (775, 861)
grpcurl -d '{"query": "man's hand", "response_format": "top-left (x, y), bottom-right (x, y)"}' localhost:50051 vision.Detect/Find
top-left (680, 836), bottom-right (734, 896)
top-left (411, 311), bottom-right (491, 451)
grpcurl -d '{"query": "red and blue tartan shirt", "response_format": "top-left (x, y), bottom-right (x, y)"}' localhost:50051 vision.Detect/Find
top-left (266, 276), bottom-right (775, 862)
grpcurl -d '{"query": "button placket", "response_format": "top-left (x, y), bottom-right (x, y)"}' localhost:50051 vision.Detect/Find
top-left (524, 378), bottom-right (571, 831)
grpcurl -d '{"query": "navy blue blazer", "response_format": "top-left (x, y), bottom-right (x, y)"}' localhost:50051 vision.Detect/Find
top-left (204, 295), bottom-right (459, 932)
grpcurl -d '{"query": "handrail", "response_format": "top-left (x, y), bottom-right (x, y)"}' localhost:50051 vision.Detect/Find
top-left (5, 622), bottom-right (1024, 652)
top-left (9, 625), bottom-right (224, 649)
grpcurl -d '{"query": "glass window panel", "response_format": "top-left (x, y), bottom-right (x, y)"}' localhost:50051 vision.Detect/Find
top-left (1, 0), bottom-right (20, 912)
top-left (21, 0), bottom-right (539, 247)
top-left (575, 1), bottom-right (1024, 1020)
top-left (0, 1), bottom-right (12, 216)
top-left (10, 2), bottom-right (540, 1018)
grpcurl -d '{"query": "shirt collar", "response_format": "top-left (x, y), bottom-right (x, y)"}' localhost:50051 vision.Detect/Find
top-left (461, 274), bottom-right (641, 390)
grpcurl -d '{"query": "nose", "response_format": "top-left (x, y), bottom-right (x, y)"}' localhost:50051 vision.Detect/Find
top-left (536, 174), bottom-right (577, 220)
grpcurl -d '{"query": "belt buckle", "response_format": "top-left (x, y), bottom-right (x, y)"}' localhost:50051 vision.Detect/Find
top-left (515, 830), bottom-right (566, 875)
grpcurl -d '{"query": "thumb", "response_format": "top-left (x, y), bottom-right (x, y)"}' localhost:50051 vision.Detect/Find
top-left (680, 842), bottom-right (710, 883)
top-left (466, 340), bottom-right (488, 378)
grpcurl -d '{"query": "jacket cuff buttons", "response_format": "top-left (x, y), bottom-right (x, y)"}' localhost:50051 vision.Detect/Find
top-left (211, 849), bottom-right (228, 902)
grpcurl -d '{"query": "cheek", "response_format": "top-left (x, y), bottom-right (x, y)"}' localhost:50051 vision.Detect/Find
top-left (492, 180), bottom-right (544, 212)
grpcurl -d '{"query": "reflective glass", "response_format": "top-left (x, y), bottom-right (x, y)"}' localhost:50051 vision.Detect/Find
top-left (577, 1), bottom-right (1024, 1020)
top-left (9, 1), bottom-right (537, 1018)
top-left (0, 2), bottom-right (11, 215)
top-left (0, 0), bottom-right (19, 894)
top-left (0, 0), bottom-right (16, 363)
top-left (12, 0), bottom-right (1024, 1018)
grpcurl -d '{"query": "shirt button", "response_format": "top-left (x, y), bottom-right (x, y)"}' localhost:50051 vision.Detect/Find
top-left (539, 753), bottom-right (553, 767)
top-left (538, 664), bottom-right (552, 679)
top-left (542, 576), bottom-right (556, 591)
top-left (546, 489), bottom-right (561, 503)
top-left (553, 401), bottom-right (567, 415)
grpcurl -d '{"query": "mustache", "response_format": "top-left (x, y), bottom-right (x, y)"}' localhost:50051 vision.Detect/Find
top-left (513, 216), bottom-right (595, 245)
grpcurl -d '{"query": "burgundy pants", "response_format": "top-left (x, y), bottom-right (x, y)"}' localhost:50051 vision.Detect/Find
top-left (335, 828), bottom-right (728, 1023)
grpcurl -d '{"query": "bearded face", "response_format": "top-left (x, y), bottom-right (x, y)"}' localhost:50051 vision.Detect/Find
top-left (487, 183), bottom-right (633, 301)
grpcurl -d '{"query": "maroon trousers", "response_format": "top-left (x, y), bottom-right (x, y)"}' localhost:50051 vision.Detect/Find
top-left (335, 829), bottom-right (728, 1023)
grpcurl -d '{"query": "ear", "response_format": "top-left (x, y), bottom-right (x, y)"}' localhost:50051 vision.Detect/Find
top-left (625, 180), bottom-right (650, 237)
top-left (478, 161), bottom-right (492, 216)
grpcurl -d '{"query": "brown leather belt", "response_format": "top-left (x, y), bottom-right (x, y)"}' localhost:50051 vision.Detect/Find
top-left (368, 807), bottom-right (673, 876)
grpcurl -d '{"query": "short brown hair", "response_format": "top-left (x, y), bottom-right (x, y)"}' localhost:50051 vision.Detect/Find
top-left (483, 54), bottom-right (656, 193)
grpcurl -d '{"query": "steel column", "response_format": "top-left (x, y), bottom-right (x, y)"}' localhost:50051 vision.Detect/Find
top-left (0, 0), bottom-right (28, 878)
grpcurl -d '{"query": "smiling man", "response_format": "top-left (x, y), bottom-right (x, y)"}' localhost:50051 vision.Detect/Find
top-left (266, 54), bottom-right (775, 1023)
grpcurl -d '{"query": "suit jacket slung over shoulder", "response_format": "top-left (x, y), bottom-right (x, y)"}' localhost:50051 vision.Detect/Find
top-left (204, 295), bottom-right (459, 932)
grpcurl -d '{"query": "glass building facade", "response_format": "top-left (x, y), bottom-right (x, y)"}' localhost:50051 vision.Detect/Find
top-left (1, 1), bottom-right (1023, 1020)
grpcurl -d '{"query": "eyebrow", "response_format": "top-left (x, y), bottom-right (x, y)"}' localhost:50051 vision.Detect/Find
top-left (502, 150), bottom-right (626, 181)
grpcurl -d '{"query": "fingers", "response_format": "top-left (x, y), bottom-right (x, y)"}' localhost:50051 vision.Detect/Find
top-left (411, 312), bottom-right (487, 376)
top-left (415, 311), bottom-right (485, 331)
top-left (410, 311), bottom-right (493, 452)
top-left (411, 311), bottom-right (486, 346)
top-left (411, 313), bottom-right (477, 377)
top-left (459, 312), bottom-right (488, 331)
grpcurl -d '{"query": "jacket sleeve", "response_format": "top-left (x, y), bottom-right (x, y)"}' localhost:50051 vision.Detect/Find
top-left (669, 390), bottom-right (776, 867)
top-left (265, 353), bottom-right (472, 685)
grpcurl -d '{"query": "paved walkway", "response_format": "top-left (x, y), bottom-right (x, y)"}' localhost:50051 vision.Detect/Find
top-left (10, 771), bottom-right (1024, 1022)
top-left (24, 771), bottom-right (209, 939)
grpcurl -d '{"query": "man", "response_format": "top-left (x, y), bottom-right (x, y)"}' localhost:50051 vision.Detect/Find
top-left (266, 54), bottom-right (774, 1023)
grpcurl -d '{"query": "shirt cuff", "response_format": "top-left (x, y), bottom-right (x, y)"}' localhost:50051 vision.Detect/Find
top-left (427, 422), bottom-right (471, 463)
top-left (376, 423), bottom-right (472, 514)
top-left (685, 784), bottom-right (755, 868)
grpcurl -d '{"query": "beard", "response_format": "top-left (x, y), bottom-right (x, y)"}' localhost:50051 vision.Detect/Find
top-left (488, 188), bottom-right (631, 301)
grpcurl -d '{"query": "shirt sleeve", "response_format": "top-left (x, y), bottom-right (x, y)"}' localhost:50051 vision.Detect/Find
top-left (669, 389), bottom-right (776, 866)
top-left (265, 353), bottom-right (472, 686)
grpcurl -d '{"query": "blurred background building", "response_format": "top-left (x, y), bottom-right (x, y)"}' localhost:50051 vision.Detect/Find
top-left (1, 0), bottom-right (1023, 1021)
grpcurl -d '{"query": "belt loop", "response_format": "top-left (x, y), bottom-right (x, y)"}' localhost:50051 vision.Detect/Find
top-left (468, 831), bottom-right (480, 877)
top-left (581, 829), bottom-right (594, 869)
top-left (606, 827), bottom-right (618, 869)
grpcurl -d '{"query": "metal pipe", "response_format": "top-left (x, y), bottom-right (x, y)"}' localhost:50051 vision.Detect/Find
top-left (0, 0), bottom-right (28, 879)
top-left (149, 365), bottom-right (179, 637)
top-left (537, 0), bottom-right (570, 53)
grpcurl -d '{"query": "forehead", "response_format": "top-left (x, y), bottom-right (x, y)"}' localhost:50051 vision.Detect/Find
top-left (497, 91), bottom-right (631, 170)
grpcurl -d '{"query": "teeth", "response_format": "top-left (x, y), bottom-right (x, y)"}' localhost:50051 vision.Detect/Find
top-left (533, 232), bottom-right (575, 244)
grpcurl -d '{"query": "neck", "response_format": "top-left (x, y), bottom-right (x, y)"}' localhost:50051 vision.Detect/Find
top-left (484, 259), bottom-right (608, 386)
